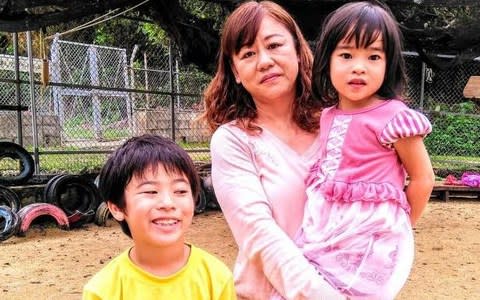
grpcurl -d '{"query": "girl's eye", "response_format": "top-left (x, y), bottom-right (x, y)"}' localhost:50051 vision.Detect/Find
top-left (370, 54), bottom-right (382, 61)
top-left (340, 53), bottom-right (352, 59)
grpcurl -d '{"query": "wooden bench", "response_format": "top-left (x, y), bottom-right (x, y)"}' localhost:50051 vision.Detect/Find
top-left (463, 75), bottom-right (480, 102)
top-left (430, 181), bottom-right (480, 201)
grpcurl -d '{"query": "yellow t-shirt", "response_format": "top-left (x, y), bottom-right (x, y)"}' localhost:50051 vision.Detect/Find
top-left (83, 244), bottom-right (236, 300)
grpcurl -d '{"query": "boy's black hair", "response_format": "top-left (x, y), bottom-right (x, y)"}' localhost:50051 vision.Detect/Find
top-left (98, 134), bottom-right (200, 238)
top-left (312, 1), bottom-right (407, 107)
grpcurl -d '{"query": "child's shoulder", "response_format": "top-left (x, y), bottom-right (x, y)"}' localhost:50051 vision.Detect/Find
top-left (190, 244), bottom-right (233, 276)
top-left (83, 248), bottom-right (131, 296)
top-left (383, 99), bottom-right (409, 110)
top-left (185, 245), bottom-right (235, 299)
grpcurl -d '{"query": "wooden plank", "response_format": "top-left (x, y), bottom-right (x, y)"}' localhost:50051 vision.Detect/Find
top-left (430, 181), bottom-right (480, 201)
top-left (463, 75), bottom-right (480, 99)
top-left (433, 185), bottom-right (480, 192)
top-left (0, 104), bottom-right (28, 111)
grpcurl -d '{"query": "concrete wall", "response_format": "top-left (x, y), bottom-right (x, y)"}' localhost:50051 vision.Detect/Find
top-left (0, 112), bottom-right (61, 146)
top-left (135, 109), bottom-right (210, 143)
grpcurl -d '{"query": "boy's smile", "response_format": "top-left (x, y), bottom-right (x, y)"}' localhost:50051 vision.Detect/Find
top-left (110, 164), bottom-right (195, 248)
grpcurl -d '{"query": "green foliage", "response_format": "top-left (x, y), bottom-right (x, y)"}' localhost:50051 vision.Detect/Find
top-left (425, 111), bottom-right (480, 156)
top-left (429, 6), bottom-right (478, 27)
top-left (35, 149), bottom-right (209, 174)
top-left (39, 153), bottom-right (108, 173)
top-left (402, 5), bottom-right (479, 29)
top-left (141, 23), bottom-right (169, 49)
top-left (455, 101), bottom-right (477, 114)
top-left (93, 18), bottom-right (143, 47)
top-left (180, 0), bottom-right (226, 30)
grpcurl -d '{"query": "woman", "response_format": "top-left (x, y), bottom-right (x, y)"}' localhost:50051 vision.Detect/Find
top-left (202, 1), bottom-right (345, 299)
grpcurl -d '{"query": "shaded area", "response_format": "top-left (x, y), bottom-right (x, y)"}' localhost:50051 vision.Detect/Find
top-left (1, 1), bottom-right (480, 73)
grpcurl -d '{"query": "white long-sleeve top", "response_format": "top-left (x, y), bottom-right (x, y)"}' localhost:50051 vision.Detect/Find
top-left (210, 121), bottom-right (345, 300)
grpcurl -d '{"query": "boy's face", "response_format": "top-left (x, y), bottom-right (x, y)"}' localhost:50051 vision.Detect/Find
top-left (109, 163), bottom-right (194, 248)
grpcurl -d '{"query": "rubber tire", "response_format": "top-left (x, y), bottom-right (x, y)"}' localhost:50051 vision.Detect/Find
top-left (202, 175), bottom-right (219, 210)
top-left (42, 174), bottom-right (66, 203)
top-left (0, 205), bottom-right (20, 241)
top-left (0, 142), bottom-right (34, 185)
top-left (94, 201), bottom-right (113, 227)
top-left (0, 185), bottom-right (21, 213)
top-left (195, 188), bottom-right (207, 215)
top-left (44, 175), bottom-right (101, 226)
top-left (16, 202), bottom-right (69, 236)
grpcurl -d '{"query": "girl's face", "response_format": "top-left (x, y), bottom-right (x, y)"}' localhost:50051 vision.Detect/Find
top-left (109, 164), bottom-right (194, 249)
top-left (329, 32), bottom-right (386, 110)
top-left (231, 15), bottom-right (299, 106)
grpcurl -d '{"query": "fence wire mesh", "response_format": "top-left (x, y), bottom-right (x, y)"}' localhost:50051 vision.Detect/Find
top-left (0, 29), bottom-right (479, 176)
top-left (403, 53), bottom-right (480, 170)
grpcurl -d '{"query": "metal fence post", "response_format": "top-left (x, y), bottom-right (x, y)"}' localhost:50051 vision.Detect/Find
top-left (51, 34), bottom-right (63, 127)
top-left (169, 41), bottom-right (175, 141)
top-left (88, 45), bottom-right (102, 140)
top-left (144, 52), bottom-right (150, 108)
top-left (26, 31), bottom-right (40, 173)
top-left (175, 58), bottom-right (180, 108)
top-left (13, 32), bottom-right (23, 146)
top-left (420, 61), bottom-right (426, 110)
top-left (129, 45), bottom-right (139, 135)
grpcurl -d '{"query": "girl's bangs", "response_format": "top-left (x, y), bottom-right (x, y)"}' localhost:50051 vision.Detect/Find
top-left (344, 12), bottom-right (384, 48)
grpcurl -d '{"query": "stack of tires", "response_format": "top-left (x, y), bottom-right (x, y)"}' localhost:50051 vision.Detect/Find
top-left (42, 174), bottom-right (102, 228)
top-left (0, 141), bottom-right (34, 186)
top-left (0, 142), bottom-right (106, 241)
top-left (1, 142), bottom-right (34, 241)
top-left (0, 185), bottom-right (21, 241)
top-left (1, 142), bottom-right (223, 242)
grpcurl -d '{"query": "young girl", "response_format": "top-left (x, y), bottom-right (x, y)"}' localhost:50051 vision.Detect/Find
top-left (296, 2), bottom-right (435, 299)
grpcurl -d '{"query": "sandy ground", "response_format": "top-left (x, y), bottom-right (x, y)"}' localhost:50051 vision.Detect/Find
top-left (1, 199), bottom-right (479, 299)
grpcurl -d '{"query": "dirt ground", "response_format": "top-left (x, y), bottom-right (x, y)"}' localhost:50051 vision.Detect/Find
top-left (1, 199), bottom-right (479, 300)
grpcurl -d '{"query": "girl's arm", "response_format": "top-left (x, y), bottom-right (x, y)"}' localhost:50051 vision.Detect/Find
top-left (394, 135), bottom-right (435, 226)
top-left (211, 127), bottom-right (344, 300)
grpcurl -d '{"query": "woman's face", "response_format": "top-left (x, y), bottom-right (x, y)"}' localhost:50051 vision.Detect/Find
top-left (231, 15), bottom-right (299, 105)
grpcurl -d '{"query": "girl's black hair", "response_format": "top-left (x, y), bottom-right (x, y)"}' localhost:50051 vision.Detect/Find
top-left (312, 1), bottom-right (407, 107)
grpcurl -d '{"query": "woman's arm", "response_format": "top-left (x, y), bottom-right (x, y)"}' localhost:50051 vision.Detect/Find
top-left (394, 135), bottom-right (435, 226)
top-left (211, 127), bottom-right (344, 300)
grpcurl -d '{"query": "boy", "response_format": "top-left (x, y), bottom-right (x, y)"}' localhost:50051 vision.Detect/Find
top-left (83, 134), bottom-right (236, 299)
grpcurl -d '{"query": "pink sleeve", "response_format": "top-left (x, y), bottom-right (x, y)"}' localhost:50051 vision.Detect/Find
top-left (380, 109), bottom-right (432, 146)
top-left (210, 127), bottom-right (343, 300)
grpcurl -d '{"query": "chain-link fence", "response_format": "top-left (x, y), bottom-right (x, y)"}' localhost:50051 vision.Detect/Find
top-left (0, 29), bottom-right (211, 175)
top-left (0, 29), bottom-right (479, 176)
top-left (404, 52), bottom-right (480, 172)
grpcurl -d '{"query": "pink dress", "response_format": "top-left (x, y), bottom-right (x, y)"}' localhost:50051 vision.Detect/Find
top-left (296, 100), bottom-right (432, 299)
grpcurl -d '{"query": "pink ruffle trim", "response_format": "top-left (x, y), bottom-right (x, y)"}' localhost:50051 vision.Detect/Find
top-left (310, 179), bottom-right (410, 213)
